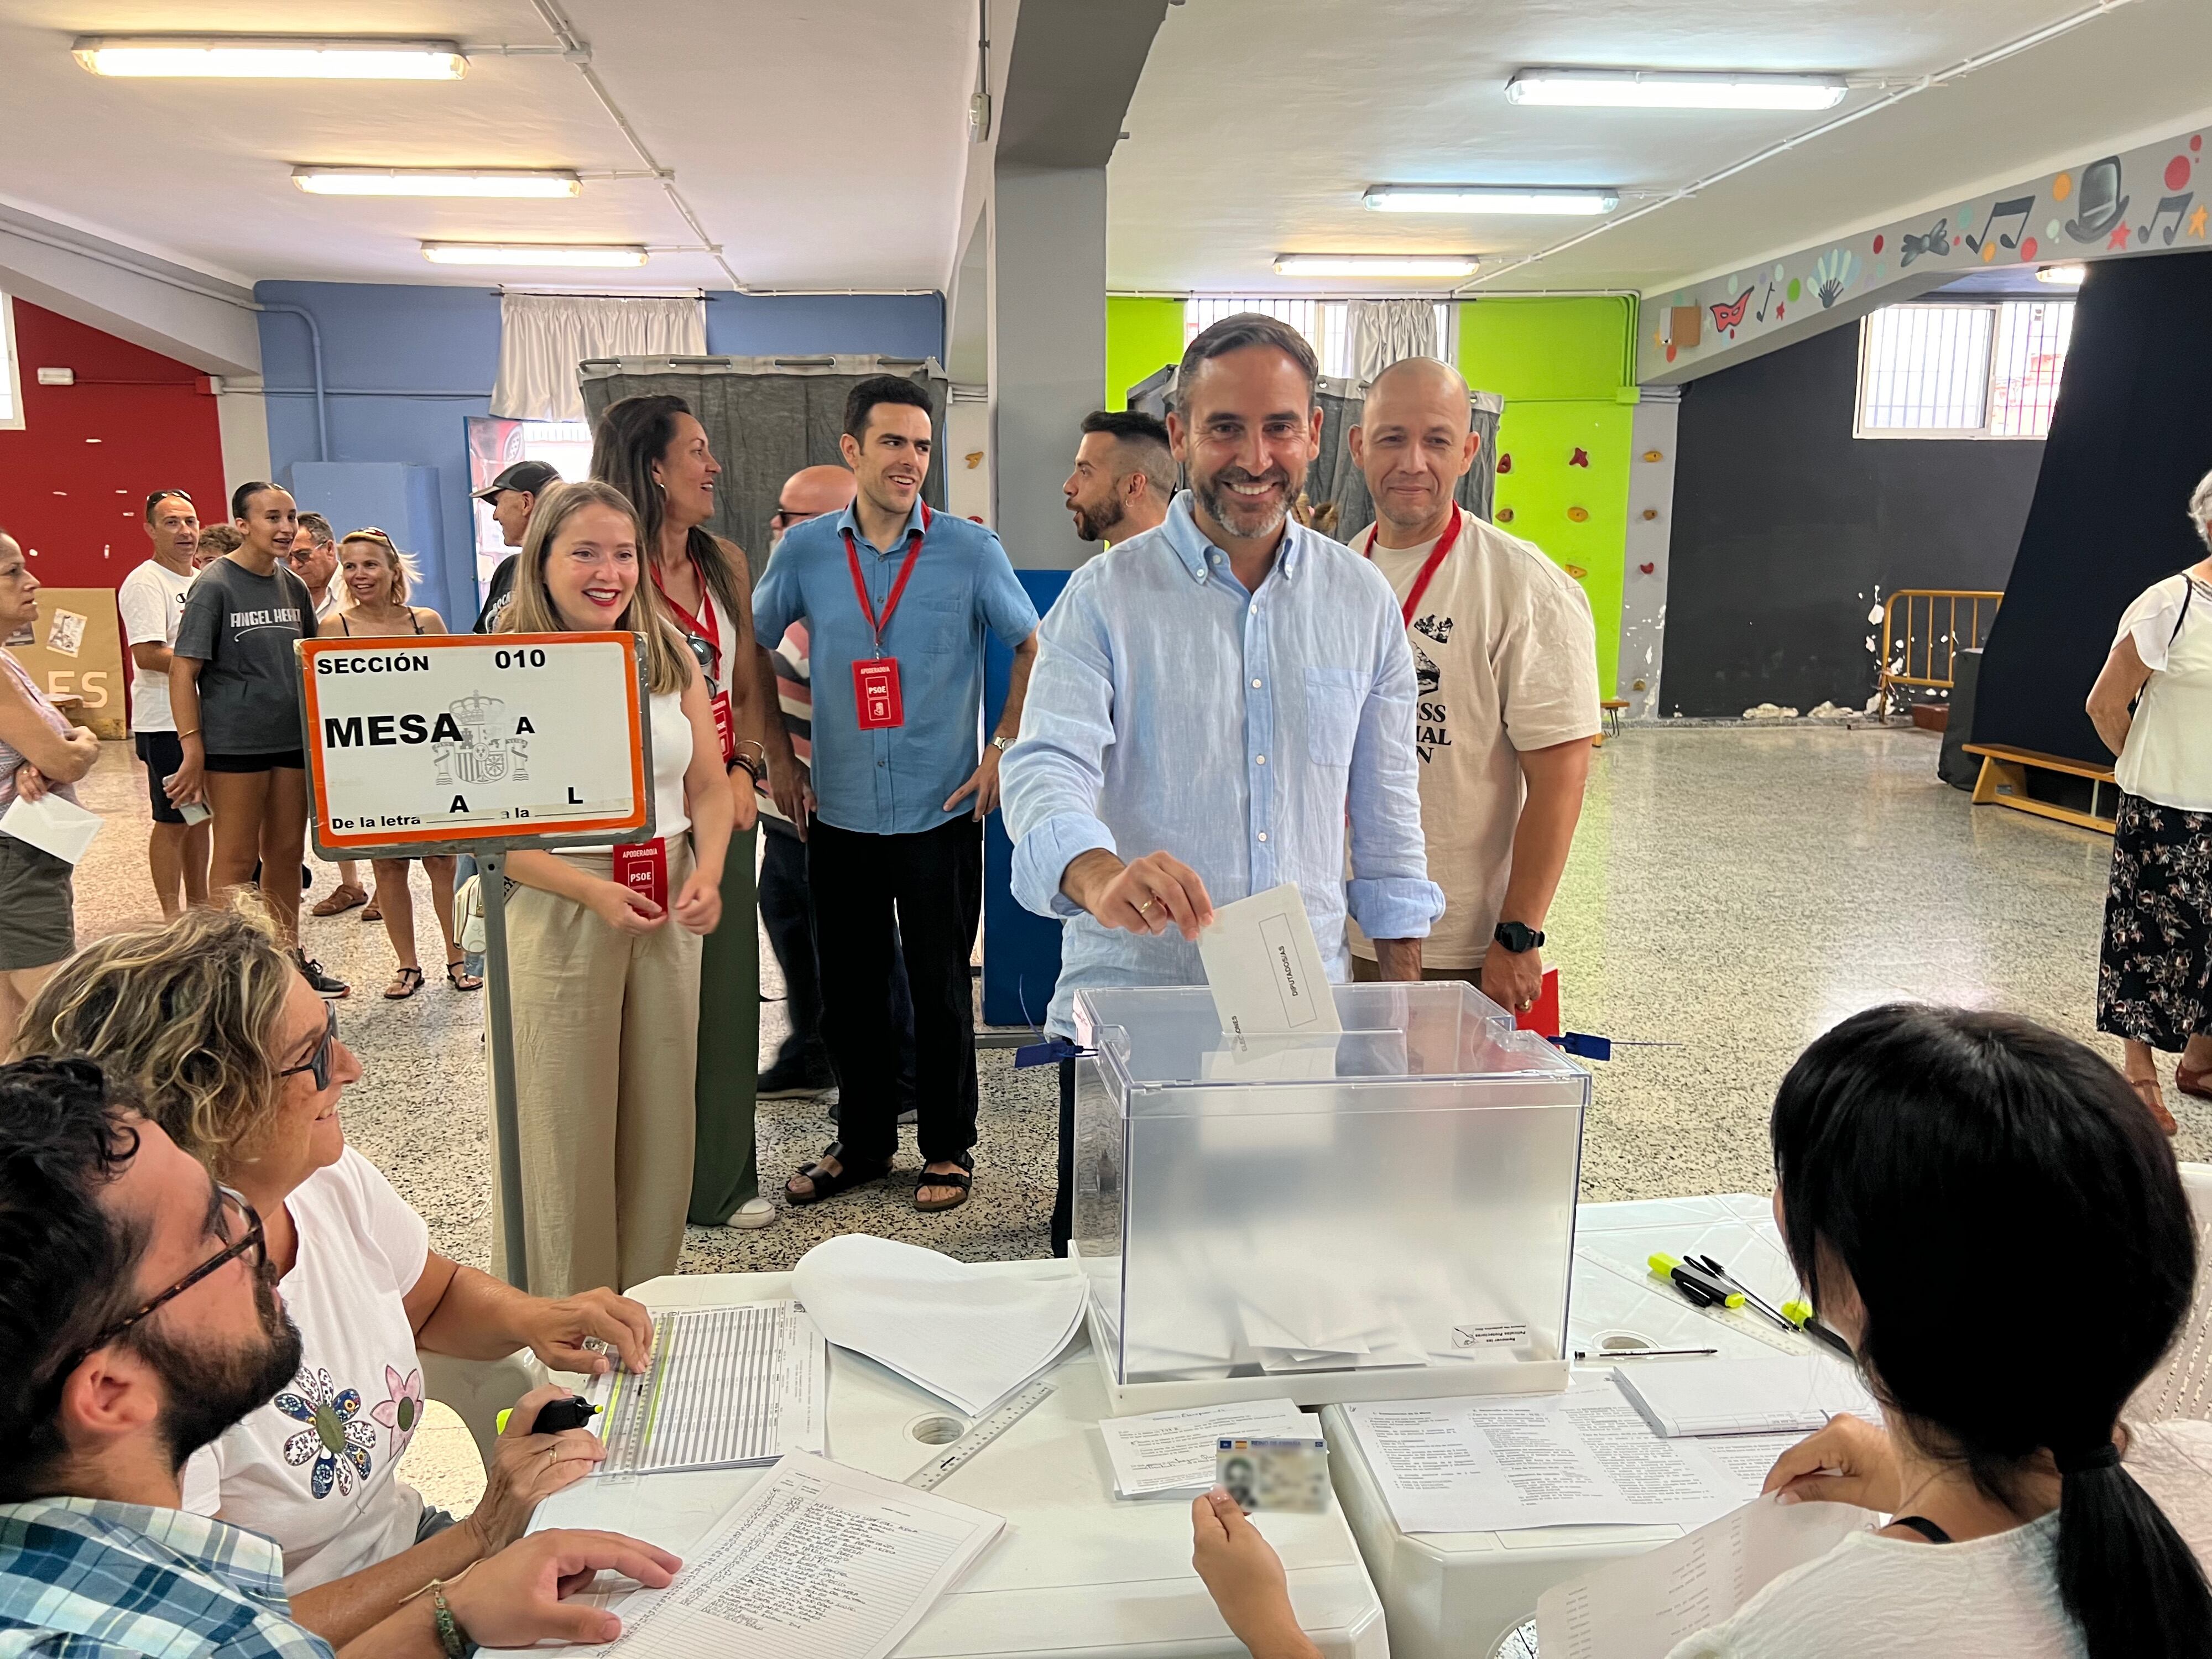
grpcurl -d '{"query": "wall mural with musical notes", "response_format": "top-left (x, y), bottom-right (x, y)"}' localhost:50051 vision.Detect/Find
top-left (1640, 122), bottom-right (2210, 383)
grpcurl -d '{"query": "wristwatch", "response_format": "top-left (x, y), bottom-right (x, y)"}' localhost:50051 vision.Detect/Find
top-left (1494, 920), bottom-right (1545, 953)
top-left (989, 733), bottom-right (1015, 753)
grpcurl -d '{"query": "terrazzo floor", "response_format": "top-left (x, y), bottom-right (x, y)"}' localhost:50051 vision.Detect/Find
top-left (56, 723), bottom-right (2204, 1285)
top-left (50, 725), bottom-right (2207, 1507)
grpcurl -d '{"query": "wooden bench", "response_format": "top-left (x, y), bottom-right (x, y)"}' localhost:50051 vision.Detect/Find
top-left (1963, 743), bottom-right (2117, 834)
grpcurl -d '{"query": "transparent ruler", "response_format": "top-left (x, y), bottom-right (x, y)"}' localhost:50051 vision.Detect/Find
top-left (904, 1380), bottom-right (1055, 1491)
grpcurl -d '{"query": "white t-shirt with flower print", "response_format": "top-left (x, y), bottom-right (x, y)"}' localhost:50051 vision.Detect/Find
top-left (182, 1147), bottom-right (431, 1592)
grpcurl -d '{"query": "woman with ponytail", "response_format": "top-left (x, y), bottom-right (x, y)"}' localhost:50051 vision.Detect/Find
top-left (1185, 1004), bottom-right (2212, 1659)
top-left (1681, 1003), bottom-right (2212, 1657)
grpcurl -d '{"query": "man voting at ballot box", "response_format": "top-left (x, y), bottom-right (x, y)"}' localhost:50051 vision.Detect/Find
top-left (1001, 312), bottom-right (1443, 1256)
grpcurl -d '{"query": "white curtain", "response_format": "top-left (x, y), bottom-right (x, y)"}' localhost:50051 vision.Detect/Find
top-left (1346, 299), bottom-right (1441, 385)
top-left (492, 293), bottom-right (706, 422)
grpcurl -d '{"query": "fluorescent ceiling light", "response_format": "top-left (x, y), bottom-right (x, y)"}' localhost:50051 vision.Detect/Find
top-left (1505, 69), bottom-right (1846, 111)
top-left (421, 243), bottom-right (649, 268)
top-left (74, 36), bottom-right (467, 79)
top-left (1365, 186), bottom-right (1618, 216)
top-left (2035, 263), bottom-right (2086, 286)
top-left (1274, 254), bottom-right (1478, 278)
top-left (296, 168), bottom-right (581, 199)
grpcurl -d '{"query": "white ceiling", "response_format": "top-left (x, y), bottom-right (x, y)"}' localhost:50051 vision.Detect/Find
top-left (1109, 0), bottom-right (2212, 296)
top-left (8, 0), bottom-right (2212, 306)
top-left (0, 0), bottom-right (975, 293)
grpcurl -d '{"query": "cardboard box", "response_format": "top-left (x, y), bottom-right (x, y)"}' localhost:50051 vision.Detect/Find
top-left (4, 588), bottom-right (129, 739)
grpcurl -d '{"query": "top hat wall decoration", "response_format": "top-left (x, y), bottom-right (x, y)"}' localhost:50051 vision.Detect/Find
top-left (2067, 156), bottom-right (2130, 242)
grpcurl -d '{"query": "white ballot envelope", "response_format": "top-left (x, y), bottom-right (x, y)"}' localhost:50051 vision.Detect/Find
top-left (1198, 883), bottom-right (1342, 1037)
top-left (0, 792), bottom-right (103, 865)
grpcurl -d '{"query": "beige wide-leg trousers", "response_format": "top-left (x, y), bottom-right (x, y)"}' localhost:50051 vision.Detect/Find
top-left (490, 838), bottom-right (700, 1298)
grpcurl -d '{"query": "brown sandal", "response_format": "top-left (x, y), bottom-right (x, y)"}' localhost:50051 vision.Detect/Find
top-left (2130, 1074), bottom-right (2178, 1136)
top-left (312, 883), bottom-right (368, 917)
top-left (915, 1152), bottom-right (974, 1214)
top-left (2178, 1063), bottom-right (2211, 1102)
top-left (383, 966), bottom-right (425, 1001)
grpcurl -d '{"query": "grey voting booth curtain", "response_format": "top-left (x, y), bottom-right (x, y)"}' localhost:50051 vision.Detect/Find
top-left (578, 355), bottom-right (951, 579)
top-left (1125, 368), bottom-right (1502, 536)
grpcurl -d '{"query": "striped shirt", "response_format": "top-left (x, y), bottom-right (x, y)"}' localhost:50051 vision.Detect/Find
top-left (758, 621), bottom-right (812, 827)
top-left (0, 1499), bottom-right (334, 1659)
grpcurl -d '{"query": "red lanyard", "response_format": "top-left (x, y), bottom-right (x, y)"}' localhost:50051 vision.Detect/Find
top-left (1360, 503), bottom-right (1461, 626)
top-left (842, 502), bottom-right (933, 653)
top-left (651, 555), bottom-right (721, 675)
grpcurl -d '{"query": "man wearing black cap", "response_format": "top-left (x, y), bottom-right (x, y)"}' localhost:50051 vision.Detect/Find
top-left (471, 460), bottom-right (563, 633)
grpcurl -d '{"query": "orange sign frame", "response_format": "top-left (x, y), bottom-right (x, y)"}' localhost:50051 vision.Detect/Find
top-left (298, 630), bottom-right (650, 854)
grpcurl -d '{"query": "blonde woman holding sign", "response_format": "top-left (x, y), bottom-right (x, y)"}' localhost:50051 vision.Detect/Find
top-left (493, 479), bottom-right (735, 1297)
top-left (316, 529), bottom-right (479, 1000)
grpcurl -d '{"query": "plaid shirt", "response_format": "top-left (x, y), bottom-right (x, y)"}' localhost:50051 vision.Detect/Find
top-left (0, 1499), bottom-right (335, 1659)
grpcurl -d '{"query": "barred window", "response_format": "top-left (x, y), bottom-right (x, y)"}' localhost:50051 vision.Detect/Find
top-left (1855, 300), bottom-right (2073, 439)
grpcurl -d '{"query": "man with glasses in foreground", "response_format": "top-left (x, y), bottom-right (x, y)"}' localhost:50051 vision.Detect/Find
top-left (0, 1055), bottom-right (680, 1657)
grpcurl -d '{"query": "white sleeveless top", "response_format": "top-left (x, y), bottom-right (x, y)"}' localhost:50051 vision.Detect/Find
top-left (2114, 572), bottom-right (2212, 811)
top-left (648, 687), bottom-right (692, 839)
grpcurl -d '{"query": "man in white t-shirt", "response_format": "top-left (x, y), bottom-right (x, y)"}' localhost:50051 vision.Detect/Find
top-left (287, 512), bottom-right (371, 913)
top-left (1344, 357), bottom-right (1599, 1013)
top-left (118, 489), bottom-right (211, 917)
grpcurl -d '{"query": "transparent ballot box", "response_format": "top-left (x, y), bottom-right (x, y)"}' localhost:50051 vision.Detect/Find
top-left (1071, 982), bottom-right (1589, 1412)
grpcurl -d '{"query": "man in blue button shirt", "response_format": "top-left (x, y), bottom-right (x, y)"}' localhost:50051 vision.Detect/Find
top-left (1001, 314), bottom-right (1443, 1253)
top-left (754, 378), bottom-right (1041, 1215)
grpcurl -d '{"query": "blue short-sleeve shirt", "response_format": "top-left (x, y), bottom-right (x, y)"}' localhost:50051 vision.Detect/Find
top-left (753, 501), bottom-right (1040, 836)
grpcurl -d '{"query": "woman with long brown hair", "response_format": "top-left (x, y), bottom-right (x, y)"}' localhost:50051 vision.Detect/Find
top-left (591, 394), bottom-right (769, 1231)
top-left (495, 478), bottom-right (735, 1295)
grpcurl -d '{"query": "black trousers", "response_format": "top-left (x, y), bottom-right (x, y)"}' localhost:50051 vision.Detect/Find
top-left (760, 822), bottom-right (919, 1098)
top-left (807, 816), bottom-right (979, 1167)
top-left (1052, 1057), bottom-right (1076, 1257)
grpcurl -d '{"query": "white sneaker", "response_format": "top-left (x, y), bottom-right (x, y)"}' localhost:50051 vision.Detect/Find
top-left (724, 1197), bottom-right (776, 1230)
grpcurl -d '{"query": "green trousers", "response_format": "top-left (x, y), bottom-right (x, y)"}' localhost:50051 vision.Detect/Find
top-left (688, 825), bottom-right (760, 1224)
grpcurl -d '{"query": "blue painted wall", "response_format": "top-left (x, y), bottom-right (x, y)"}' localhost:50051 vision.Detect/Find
top-left (257, 282), bottom-right (947, 625)
top-left (255, 281), bottom-right (500, 630)
top-left (704, 291), bottom-right (943, 360)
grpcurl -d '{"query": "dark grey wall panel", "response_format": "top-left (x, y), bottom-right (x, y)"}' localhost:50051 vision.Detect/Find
top-left (1665, 323), bottom-right (2045, 717)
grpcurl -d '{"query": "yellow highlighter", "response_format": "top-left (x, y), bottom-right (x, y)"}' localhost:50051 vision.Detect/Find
top-left (1648, 1253), bottom-right (1745, 1308)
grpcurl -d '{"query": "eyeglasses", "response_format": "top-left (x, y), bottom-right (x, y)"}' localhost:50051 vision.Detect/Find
top-left (769, 507), bottom-right (812, 530)
top-left (61, 1186), bottom-right (266, 1379)
top-left (278, 1004), bottom-right (340, 1092)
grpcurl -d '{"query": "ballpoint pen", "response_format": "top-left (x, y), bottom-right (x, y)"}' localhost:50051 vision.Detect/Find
top-left (1690, 1253), bottom-right (1799, 1334)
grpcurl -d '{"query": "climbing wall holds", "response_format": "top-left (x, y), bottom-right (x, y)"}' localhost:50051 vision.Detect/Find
top-left (1496, 508), bottom-right (1515, 523)
top-left (1567, 505), bottom-right (1589, 523)
top-left (1569, 448), bottom-right (1590, 468)
top-left (1642, 449), bottom-right (1665, 462)
top-left (1496, 453), bottom-right (1512, 474)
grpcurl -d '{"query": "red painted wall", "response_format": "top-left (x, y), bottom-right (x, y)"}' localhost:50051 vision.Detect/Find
top-left (0, 298), bottom-right (227, 589)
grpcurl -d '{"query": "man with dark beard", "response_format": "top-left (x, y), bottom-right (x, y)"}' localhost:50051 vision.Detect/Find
top-left (0, 1057), bottom-right (678, 1658)
top-left (1062, 411), bottom-right (1175, 545)
top-left (1001, 313), bottom-right (1441, 1254)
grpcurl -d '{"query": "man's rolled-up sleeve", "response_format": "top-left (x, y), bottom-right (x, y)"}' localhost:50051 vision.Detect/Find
top-left (1345, 613), bottom-right (1444, 940)
top-left (1001, 572), bottom-right (1120, 920)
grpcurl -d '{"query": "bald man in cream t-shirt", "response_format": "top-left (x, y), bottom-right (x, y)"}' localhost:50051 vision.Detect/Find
top-left (1344, 357), bottom-right (1599, 1015)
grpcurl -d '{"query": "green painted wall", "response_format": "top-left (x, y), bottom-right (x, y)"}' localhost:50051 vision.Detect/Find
top-left (1106, 297), bottom-right (1185, 409)
top-left (1458, 296), bottom-right (1637, 696)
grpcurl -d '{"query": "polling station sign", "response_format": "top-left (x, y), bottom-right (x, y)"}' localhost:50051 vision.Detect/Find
top-left (298, 632), bottom-right (651, 856)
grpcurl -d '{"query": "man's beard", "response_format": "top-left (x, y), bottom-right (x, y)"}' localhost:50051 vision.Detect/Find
top-left (1071, 493), bottom-right (1124, 543)
top-left (138, 1267), bottom-right (304, 1472)
top-left (1193, 464), bottom-right (1301, 542)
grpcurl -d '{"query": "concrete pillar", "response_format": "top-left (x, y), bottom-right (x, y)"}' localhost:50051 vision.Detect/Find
top-left (987, 164), bottom-right (1107, 572)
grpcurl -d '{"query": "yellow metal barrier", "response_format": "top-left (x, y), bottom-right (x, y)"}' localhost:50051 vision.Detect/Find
top-left (1879, 589), bottom-right (2004, 717)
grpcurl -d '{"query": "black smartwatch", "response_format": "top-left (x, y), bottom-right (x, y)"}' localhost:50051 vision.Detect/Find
top-left (1494, 920), bottom-right (1545, 953)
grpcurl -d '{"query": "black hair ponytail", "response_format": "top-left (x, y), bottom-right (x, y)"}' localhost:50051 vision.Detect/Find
top-left (1771, 1004), bottom-right (2211, 1659)
top-left (2053, 1442), bottom-right (2212, 1658)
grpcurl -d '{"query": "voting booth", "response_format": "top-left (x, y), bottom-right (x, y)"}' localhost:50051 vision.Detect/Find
top-left (1070, 982), bottom-right (1589, 1412)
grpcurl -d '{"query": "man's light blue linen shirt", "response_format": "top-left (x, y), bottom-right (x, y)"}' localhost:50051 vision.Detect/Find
top-left (753, 499), bottom-right (1040, 837)
top-left (1003, 492), bottom-right (1442, 1034)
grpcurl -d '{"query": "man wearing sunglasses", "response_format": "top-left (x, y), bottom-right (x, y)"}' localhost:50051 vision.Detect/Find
top-left (0, 1056), bottom-right (679, 1657)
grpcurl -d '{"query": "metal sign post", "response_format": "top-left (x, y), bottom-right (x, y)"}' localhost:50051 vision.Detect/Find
top-left (295, 631), bottom-right (655, 1290)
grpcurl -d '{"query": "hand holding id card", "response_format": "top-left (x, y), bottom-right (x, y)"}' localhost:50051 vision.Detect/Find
top-left (1217, 1437), bottom-right (1329, 1513)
